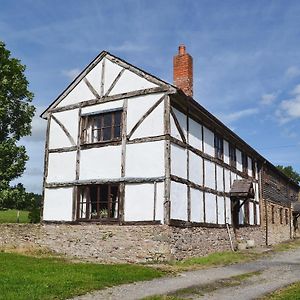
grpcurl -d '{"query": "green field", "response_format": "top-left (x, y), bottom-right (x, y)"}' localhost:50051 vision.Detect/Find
top-left (0, 209), bottom-right (29, 223)
top-left (0, 252), bottom-right (164, 300)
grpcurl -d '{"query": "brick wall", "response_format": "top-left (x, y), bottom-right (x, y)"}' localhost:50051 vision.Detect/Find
top-left (173, 45), bottom-right (193, 97)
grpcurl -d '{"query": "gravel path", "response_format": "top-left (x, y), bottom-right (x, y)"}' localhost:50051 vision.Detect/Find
top-left (71, 247), bottom-right (300, 300)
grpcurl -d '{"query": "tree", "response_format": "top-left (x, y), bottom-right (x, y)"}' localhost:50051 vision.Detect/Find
top-left (0, 41), bottom-right (35, 192)
top-left (277, 165), bottom-right (300, 185)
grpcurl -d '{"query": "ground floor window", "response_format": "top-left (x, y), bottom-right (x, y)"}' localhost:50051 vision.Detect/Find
top-left (77, 184), bottom-right (119, 220)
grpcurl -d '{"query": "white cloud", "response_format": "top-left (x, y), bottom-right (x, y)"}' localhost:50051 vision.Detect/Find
top-left (285, 66), bottom-right (300, 78)
top-left (108, 41), bottom-right (148, 52)
top-left (276, 84), bottom-right (300, 124)
top-left (62, 68), bottom-right (81, 80)
top-left (219, 108), bottom-right (259, 124)
top-left (23, 106), bottom-right (47, 143)
top-left (261, 93), bottom-right (276, 105)
top-left (291, 84), bottom-right (300, 95)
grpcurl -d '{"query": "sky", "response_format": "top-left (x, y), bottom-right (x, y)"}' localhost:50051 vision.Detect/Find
top-left (1, 0), bottom-right (300, 193)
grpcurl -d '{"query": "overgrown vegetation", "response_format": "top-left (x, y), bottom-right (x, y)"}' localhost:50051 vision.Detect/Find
top-left (0, 252), bottom-right (165, 300)
top-left (261, 281), bottom-right (300, 300)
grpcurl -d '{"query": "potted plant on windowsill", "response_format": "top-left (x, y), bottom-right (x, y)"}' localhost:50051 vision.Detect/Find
top-left (99, 209), bottom-right (108, 219)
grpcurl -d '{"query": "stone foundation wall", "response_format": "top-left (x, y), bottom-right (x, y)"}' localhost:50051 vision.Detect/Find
top-left (0, 223), bottom-right (272, 263)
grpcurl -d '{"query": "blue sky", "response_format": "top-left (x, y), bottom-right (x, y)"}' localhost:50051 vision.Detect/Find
top-left (1, 0), bottom-right (300, 193)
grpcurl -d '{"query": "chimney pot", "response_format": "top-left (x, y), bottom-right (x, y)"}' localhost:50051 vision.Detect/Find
top-left (173, 45), bottom-right (193, 97)
top-left (178, 44), bottom-right (186, 55)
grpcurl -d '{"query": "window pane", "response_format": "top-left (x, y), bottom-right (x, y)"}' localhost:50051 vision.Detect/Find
top-left (102, 127), bottom-right (111, 141)
top-left (103, 114), bottom-right (112, 127)
top-left (114, 126), bottom-right (121, 138)
top-left (114, 111), bottom-right (122, 126)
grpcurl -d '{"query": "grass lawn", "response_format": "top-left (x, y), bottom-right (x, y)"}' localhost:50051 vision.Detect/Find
top-left (0, 252), bottom-right (165, 300)
top-left (261, 281), bottom-right (300, 300)
top-left (0, 209), bottom-right (29, 223)
top-left (165, 250), bottom-right (261, 272)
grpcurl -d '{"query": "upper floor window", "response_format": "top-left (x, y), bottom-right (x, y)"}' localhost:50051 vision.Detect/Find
top-left (214, 134), bottom-right (223, 160)
top-left (229, 144), bottom-right (236, 167)
top-left (81, 110), bottom-right (122, 144)
top-left (242, 152), bottom-right (248, 173)
top-left (252, 160), bottom-right (256, 178)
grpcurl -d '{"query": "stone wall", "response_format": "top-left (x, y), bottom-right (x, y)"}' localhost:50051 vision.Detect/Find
top-left (0, 223), bottom-right (271, 263)
top-left (261, 200), bottom-right (292, 245)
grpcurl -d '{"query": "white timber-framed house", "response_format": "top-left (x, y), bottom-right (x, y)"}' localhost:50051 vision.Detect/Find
top-left (41, 45), bottom-right (299, 238)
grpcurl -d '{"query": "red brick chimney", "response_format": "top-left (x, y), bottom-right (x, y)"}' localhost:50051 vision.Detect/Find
top-left (173, 44), bottom-right (193, 97)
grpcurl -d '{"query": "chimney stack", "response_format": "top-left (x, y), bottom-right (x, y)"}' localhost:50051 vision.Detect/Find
top-left (173, 44), bottom-right (193, 97)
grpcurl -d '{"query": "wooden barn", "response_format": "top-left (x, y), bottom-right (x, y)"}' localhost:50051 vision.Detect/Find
top-left (41, 45), bottom-right (299, 243)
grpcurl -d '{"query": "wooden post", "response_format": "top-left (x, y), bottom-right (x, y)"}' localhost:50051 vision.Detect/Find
top-left (119, 99), bottom-right (128, 224)
top-left (164, 95), bottom-right (171, 225)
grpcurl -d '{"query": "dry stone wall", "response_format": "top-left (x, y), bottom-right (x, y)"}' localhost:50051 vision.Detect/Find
top-left (0, 221), bottom-right (291, 263)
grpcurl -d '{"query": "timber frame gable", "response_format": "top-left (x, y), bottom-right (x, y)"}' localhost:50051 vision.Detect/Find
top-left (41, 51), bottom-right (176, 119)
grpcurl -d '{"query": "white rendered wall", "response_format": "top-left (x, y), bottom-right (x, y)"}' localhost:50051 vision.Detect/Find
top-left (81, 100), bottom-right (123, 115)
top-left (126, 141), bottom-right (165, 178)
top-left (47, 151), bottom-right (76, 183)
top-left (109, 69), bottom-right (157, 95)
top-left (171, 144), bottom-right (187, 179)
top-left (224, 169), bottom-right (231, 193)
top-left (256, 204), bottom-right (260, 225)
top-left (225, 197), bottom-right (231, 224)
top-left (172, 108), bottom-right (188, 140)
top-left (127, 93), bottom-right (164, 134)
top-left (170, 181), bottom-right (187, 221)
top-left (255, 162), bottom-right (258, 180)
top-left (249, 202), bottom-right (254, 225)
top-left (103, 58), bottom-right (124, 95)
top-left (48, 119), bottom-right (73, 149)
top-left (155, 182), bottom-right (165, 222)
top-left (171, 114), bottom-right (183, 142)
top-left (254, 182), bottom-right (259, 202)
top-left (189, 118), bottom-right (202, 150)
top-left (239, 202), bottom-right (244, 225)
top-left (189, 151), bottom-right (203, 185)
top-left (216, 165), bottom-right (224, 192)
top-left (205, 192), bottom-right (217, 223)
top-left (224, 140), bottom-right (229, 165)
top-left (203, 126), bottom-right (215, 157)
top-left (248, 157), bottom-right (252, 176)
top-left (43, 188), bottom-right (73, 221)
top-left (204, 160), bottom-right (215, 189)
top-left (57, 80), bottom-right (95, 108)
top-left (124, 183), bottom-right (155, 221)
top-left (80, 146), bottom-right (121, 180)
top-left (217, 196), bottom-right (225, 224)
top-left (190, 188), bottom-right (204, 223)
top-left (131, 101), bottom-right (164, 139)
top-left (85, 59), bottom-right (102, 96)
top-left (236, 149), bottom-right (242, 172)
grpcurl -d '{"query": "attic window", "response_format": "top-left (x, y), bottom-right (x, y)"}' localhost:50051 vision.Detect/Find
top-left (214, 134), bottom-right (223, 160)
top-left (81, 110), bottom-right (122, 144)
top-left (229, 144), bottom-right (236, 167)
top-left (242, 153), bottom-right (248, 173)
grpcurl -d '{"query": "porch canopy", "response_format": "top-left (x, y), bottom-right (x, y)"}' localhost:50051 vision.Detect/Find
top-left (230, 179), bottom-right (255, 199)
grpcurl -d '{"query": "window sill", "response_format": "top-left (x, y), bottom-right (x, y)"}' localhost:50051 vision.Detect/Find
top-left (81, 139), bottom-right (122, 149)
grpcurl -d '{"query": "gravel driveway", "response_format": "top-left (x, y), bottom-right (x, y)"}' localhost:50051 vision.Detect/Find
top-left (71, 247), bottom-right (300, 300)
